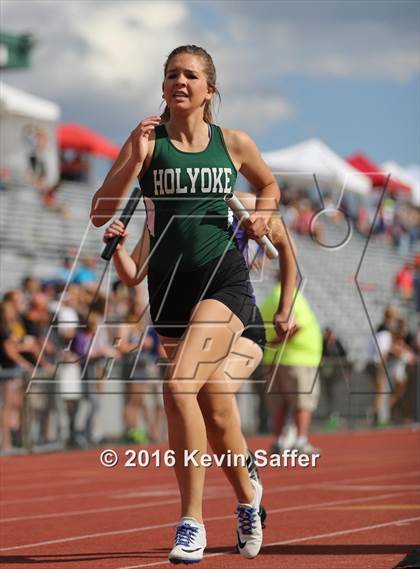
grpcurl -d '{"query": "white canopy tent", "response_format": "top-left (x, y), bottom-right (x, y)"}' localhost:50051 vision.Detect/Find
top-left (262, 138), bottom-right (371, 197)
top-left (0, 82), bottom-right (61, 187)
top-left (381, 161), bottom-right (420, 207)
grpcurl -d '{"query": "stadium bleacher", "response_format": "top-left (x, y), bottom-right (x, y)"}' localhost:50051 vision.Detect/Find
top-left (1, 182), bottom-right (415, 369)
top-left (1, 182), bottom-right (418, 441)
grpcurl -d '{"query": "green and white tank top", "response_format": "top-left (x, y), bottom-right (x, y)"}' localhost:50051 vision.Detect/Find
top-left (140, 123), bottom-right (238, 272)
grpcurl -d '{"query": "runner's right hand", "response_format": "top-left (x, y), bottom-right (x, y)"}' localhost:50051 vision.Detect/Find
top-left (130, 116), bottom-right (161, 164)
top-left (103, 220), bottom-right (128, 251)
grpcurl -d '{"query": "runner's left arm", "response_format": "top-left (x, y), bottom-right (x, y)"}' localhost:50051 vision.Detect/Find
top-left (236, 131), bottom-right (280, 239)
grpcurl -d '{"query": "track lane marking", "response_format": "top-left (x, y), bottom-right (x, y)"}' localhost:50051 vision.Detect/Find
top-left (1, 489), bottom-right (418, 552)
top-left (116, 515), bottom-right (420, 569)
top-left (3, 466), bottom-right (419, 508)
top-left (2, 471), bottom-right (419, 523)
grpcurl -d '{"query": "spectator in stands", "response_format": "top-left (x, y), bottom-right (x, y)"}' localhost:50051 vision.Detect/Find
top-left (355, 204), bottom-right (371, 237)
top-left (118, 297), bottom-right (166, 444)
top-left (321, 327), bottom-right (348, 430)
top-left (26, 126), bottom-right (48, 192)
top-left (109, 280), bottom-right (133, 321)
top-left (322, 327), bottom-right (346, 358)
top-left (404, 325), bottom-right (420, 422)
top-left (57, 255), bottom-right (96, 289)
top-left (57, 256), bottom-right (74, 286)
top-left (22, 293), bottom-right (57, 443)
top-left (41, 180), bottom-right (69, 218)
top-left (382, 198), bottom-right (396, 243)
top-left (53, 287), bottom-right (82, 447)
top-left (60, 151), bottom-right (90, 183)
top-left (2, 290), bottom-right (39, 365)
top-left (261, 283), bottom-right (323, 455)
top-left (73, 257), bottom-right (97, 286)
top-left (0, 302), bottom-right (33, 451)
top-left (368, 304), bottom-right (399, 426)
top-left (281, 197), bottom-right (299, 232)
top-left (295, 199), bottom-right (313, 237)
top-left (21, 276), bottom-right (41, 302)
top-left (388, 317), bottom-right (416, 421)
top-left (413, 254), bottom-right (420, 313)
top-left (295, 198), bottom-right (324, 243)
top-left (25, 126), bottom-right (68, 216)
top-left (72, 308), bottom-right (119, 445)
top-left (393, 262), bottom-right (414, 301)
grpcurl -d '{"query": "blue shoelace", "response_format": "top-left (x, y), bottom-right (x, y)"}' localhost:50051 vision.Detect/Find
top-left (236, 505), bottom-right (257, 535)
top-left (175, 523), bottom-right (199, 547)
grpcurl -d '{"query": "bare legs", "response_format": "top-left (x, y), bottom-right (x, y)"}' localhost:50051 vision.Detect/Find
top-left (1, 379), bottom-right (23, 451)
top-left (161, 300), bottom-right (258, 522)
top-left (199, 337), bottom-right (262, 502)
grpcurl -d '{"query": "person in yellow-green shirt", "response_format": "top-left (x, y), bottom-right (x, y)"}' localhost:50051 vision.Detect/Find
top-left (260, 283), bottom-right (322, 455)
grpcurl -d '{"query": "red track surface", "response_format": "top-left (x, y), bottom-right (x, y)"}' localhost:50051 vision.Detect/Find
top-left (1, 429), bottom-right (419, 569)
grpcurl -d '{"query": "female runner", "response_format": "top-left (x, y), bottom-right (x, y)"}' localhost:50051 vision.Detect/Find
top-left (92, 45), bottom-right (281, 564)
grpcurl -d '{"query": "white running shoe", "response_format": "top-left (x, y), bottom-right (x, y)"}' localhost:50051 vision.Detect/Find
top-left (168, 517), bottom-right (206, 565)
top-left (236, 477), bottom-right (263, 559)
top-left (294, 441), bottom-right (321, 456)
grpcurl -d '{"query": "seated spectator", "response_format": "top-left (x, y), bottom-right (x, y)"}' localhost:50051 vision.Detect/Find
top-left (281, 199), bottom-right (299, 231)
top-left (72, 257), bottom-right (97, 286)
top-left (295, 199), bottom-right (324, 243)
top-left (355, 205), bottom-right (369, 236)
top-left (296, 199), bottom-right (313, 236)
top-left (60, 151), bottom-right (90, 183)
top-left (21, 276), bottom-right (41, 301)
top-left (323, 327), bottom-right (347, 358)
top-left (394, 262), bottom-right (414, 301)
top-left (41, 181), bottom-right (69, 218)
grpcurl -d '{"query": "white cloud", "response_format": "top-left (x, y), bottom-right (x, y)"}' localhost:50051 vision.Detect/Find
top-left (2, 1), bottom-right (200, 140)
top-left (217, 93), bottom-right (296, 134)
top-left (215, 3), bottom-right (420, 83)
top-left (2, 1), bottom-right (188, 94)
top-left (1, 0), bottom-right (418, 147)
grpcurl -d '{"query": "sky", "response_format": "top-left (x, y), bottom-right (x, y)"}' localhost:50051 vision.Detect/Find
top-left (2, 0), bottom-right (419, 168)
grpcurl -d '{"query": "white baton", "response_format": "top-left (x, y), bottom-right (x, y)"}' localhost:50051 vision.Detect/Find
top-left (224, 193), bottom-right (278, 260)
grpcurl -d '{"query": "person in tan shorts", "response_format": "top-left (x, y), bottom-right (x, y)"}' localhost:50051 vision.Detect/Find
top-left (261, 284), bottom-right (323, 455)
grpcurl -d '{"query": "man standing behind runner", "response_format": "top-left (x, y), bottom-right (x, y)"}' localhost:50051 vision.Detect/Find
top-left (261, 283), bottom-right (323, 455)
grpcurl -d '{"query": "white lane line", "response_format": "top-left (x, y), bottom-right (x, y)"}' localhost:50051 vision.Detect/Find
top-left (2, 479), bottom-right (420, 524)
top-left (1, 498), bottom-right (180, 523)
top-left (1, 485), bottom-right (178, 506)
top-left (2, 466), bottom-right (418, 506)
top-left (0, 488), bottom-right (418, 552)
top-left (2, 470), bottom-right (419, 522)
top-left (327, 484), bottom-right (420, 491)
top-left (117, 515), bottom-right (420, 569)
top-left (4, 478), bottom-right (90, 491)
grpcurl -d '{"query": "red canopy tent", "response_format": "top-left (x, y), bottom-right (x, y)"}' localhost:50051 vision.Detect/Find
top-left (346, 153), bottom-right (411, 196)
top-left (57, 123), bottom-right (119, 160)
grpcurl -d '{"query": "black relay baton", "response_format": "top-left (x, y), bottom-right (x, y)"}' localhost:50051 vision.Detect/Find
top-left (101, 186), bottom-right (143, 261)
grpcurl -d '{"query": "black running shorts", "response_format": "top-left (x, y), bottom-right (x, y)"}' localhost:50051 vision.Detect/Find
top-left (241, 304), bottom-right (266, 351)
top-left (147, 248), bottom-right (256, 338)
